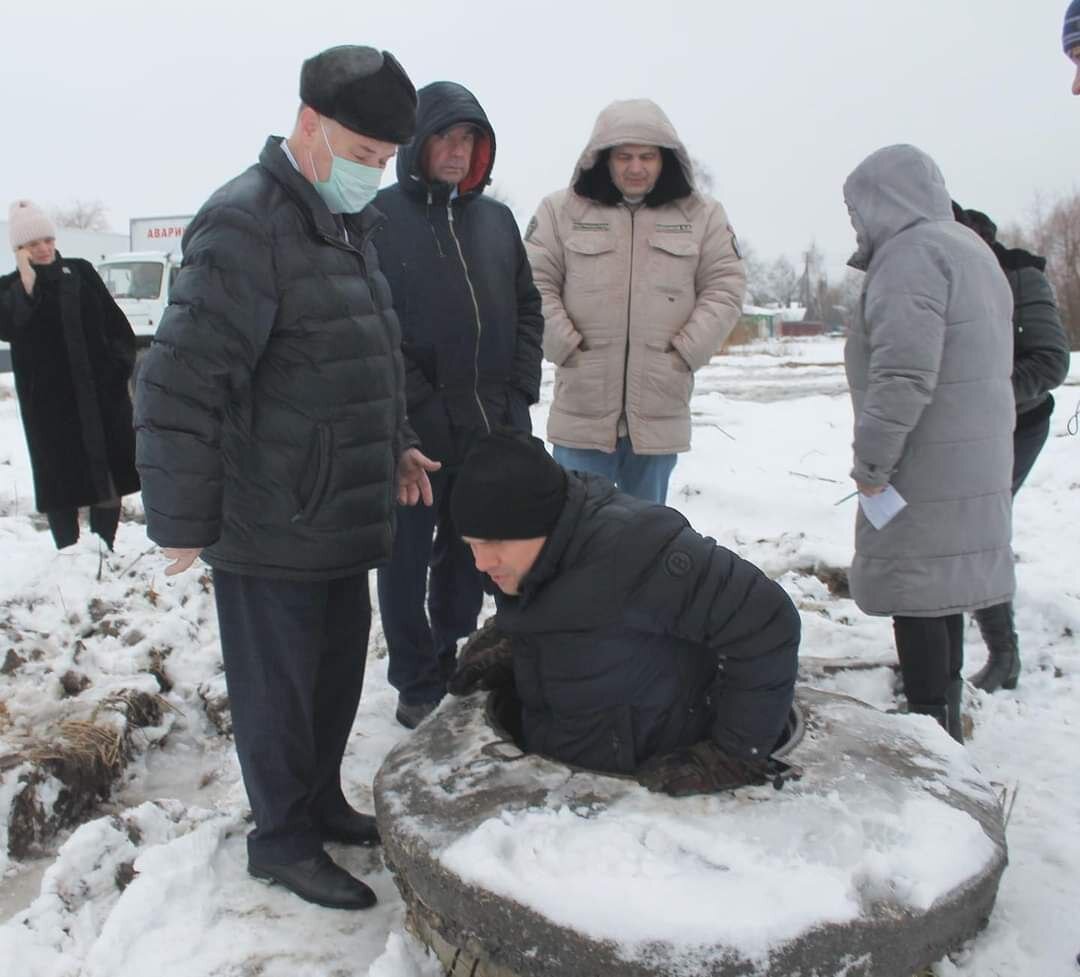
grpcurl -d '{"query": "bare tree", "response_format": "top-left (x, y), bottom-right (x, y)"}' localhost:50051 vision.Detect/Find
top-left (1043, 197), bottom-right (1080, 350)
top-left (766, 255), bottom-right (800, 307)
top-left (798, 240), bottom-right (828, 320)
top-left (690, 158), bottom-right (715, 196)
top-left (818, 268), bottom-right (864, 329)
top-left (737, 239), bottom-right (770, 305)
top-left (1018, 190), bottom-right (1080, 350)
top-left (53, 199), bottom-right (111, 232)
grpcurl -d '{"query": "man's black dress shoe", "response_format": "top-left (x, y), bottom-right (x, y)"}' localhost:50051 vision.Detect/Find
top-left (317, 808), bottom-right (381, 846)
top-left (248, 851), bottom-right (376, 910)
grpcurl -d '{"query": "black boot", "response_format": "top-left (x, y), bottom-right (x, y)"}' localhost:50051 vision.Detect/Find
top-left (971, 602), bottom-right (1020, 693)
top-left (90, 504), bottom-right (121, 551)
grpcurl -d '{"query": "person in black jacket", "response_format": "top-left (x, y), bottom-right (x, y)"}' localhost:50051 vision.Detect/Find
top-left (953, 203), bottom-right (1071, 694)
top-left (0, 200), bottom-right (138, 551)
top-left (446, 430), bottom-right (800, 794)
top-left (373, 81), bottom-right (543, 730)
top-left (134, 46), bottom-right (437, 912)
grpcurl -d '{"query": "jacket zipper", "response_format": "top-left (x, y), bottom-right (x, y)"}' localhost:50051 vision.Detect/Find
top-left (621, 207), bottom-right (636, 441)
top-left (447, 201), bottom-right (491, 432)
top-left (323, 218), bottom-right (399, 522)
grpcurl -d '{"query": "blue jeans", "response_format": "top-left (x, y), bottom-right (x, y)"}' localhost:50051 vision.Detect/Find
top-left (553, 439), bottom-right (677, 504)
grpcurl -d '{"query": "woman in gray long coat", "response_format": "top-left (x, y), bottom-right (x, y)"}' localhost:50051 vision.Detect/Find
top-left (842, 144), bottom-right (1015, 742)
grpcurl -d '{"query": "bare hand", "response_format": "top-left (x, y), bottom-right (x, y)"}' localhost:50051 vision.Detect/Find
top-left (162, 547), bottom-right (202, 576)
top-left (856, 482), bottom-right (886, 496)
top-left (15, 248), bottom-right (35, 296)
top-left (397, 448), bottom-right (441, 506)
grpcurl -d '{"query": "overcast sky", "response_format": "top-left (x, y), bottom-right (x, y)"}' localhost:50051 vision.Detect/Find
top-left (3, 0), bottom-right (1077, 280)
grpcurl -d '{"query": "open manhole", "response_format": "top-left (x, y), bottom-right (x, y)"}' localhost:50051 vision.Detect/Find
top-left (374, 688), bottom-right (1006, 977)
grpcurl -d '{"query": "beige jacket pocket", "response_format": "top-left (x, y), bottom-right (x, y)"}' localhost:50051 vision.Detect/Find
top-left (639, 342), bottom-right (693, 419)
top-left (565, 235), bottom-right (619, 291)
top-left (553, 339), bottom-right (613, 418)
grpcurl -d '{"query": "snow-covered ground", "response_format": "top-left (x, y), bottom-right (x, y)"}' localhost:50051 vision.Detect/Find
top-left (1, 337), bottom-right (1078, 976)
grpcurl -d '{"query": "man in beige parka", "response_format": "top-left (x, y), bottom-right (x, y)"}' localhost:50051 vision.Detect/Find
top-left (525, 99), bottom-right (745, 503)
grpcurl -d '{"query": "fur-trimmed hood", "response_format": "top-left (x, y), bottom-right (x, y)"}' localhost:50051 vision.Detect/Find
top-left (570, 99), bottom-right (696, 208)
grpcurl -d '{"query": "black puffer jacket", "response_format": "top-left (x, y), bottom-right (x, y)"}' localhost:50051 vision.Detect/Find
top-left (0, 256), bottom-right (138, 512)
top-left (374, 81), bottom-right (543, 468)
top-left (992, 242), bottom-right (1071, 423)
top-left (495, 473), bottom-right (800, 773)
top-left (135, 137), bottom-right (413, 580)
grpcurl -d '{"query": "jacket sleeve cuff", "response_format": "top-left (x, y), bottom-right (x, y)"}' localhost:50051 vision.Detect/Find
top-left (850, 459), bottom-right (889, 487)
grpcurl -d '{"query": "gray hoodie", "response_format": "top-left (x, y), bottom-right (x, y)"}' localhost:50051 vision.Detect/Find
top-left (842, 145), bottom-right (1015, 617)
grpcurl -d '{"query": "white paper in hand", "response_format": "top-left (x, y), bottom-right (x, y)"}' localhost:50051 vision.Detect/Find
top-left (859, 485), bottom-right (907, 529)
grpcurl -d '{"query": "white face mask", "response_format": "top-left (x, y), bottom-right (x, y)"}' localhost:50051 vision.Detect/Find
top-left (309, 120), bottom-right (383, 214)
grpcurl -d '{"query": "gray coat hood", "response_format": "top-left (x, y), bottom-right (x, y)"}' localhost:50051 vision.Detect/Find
top-left (843, 144), bottom-right (953, 271)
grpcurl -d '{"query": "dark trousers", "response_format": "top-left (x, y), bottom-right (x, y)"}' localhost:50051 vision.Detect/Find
top-left (377, 468), bottom-right (484, 706)
top-left (973, 409), bottom-right (1050, 639)
top-left (1012, 408), bottom-right (1051, 494)
top-left (47, 504), bottom-right (121, 550)
top-left (212, 569), bottom-right (371, 864)
top-left (893, 614), bottom-right (964, 706)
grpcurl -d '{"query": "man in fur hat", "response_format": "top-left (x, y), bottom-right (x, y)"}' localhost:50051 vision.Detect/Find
top-left (135, 45), bottom-right (435, 911)
top-left (526, 100), bottom-right (746, 504)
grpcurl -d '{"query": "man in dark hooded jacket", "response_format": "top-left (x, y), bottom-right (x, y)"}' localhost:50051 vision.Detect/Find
top-left (135, 46), bottom-right (438, 912)
top-left (373, 81), bottom-right (543, 729)
top-left (952, 202), bottom-right (1070, 693)
top-left (445, 429), bottom-right (800, 794)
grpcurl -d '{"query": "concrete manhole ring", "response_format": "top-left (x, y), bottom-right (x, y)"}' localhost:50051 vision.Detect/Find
top-left (374, 687), bottom-right (1006, 977)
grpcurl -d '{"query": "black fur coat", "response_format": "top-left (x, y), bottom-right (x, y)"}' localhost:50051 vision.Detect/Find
top-left (0, 255), bottom-right (139, 512)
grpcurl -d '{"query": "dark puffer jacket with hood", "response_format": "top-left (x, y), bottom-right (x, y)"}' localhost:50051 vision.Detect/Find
top-left (374, 81), bottom-right (543, 468)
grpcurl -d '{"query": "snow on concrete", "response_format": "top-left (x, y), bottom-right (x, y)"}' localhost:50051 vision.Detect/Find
top-left (0, 339), bottom-right (1077, 976)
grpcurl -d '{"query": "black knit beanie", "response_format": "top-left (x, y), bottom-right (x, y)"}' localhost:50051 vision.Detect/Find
top-left (1065, 0), bottom-right (1080, 53)
top-left (951, 200), bottom-right (997, 245)
top-left (451, 429), bottom-right (567, 540)
top-left (300, 46), bottom-right (417, 144)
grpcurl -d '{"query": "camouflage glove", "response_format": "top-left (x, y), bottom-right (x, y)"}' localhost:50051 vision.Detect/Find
top-left (447, 617), bottom-right (516, 696)
top-left (636, 740), bottom-right (770, 797)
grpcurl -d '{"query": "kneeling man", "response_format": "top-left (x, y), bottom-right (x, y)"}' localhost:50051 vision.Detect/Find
top-left (447, 430), bottom-right (800, 795)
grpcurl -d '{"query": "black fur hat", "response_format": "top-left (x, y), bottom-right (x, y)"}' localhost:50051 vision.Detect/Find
top-left (300, 46), bottom-right (417, 144)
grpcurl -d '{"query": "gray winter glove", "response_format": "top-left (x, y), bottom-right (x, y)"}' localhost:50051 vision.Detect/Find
top-left (447, 617), bottom-right (516, 696)
top-left (636, 740), bottom-right (770, 797)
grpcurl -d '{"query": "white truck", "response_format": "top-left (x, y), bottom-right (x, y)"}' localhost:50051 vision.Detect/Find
top-left (96, 215), bottom-right (194, 349)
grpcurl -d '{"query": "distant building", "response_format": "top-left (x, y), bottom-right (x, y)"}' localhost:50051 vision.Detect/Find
top-left (726, 303), bottom-right (808, 347)
top-left (778, 319), bottom-right (826, 338)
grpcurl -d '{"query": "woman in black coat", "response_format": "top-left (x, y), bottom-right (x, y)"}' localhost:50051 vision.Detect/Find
top-left (0, 200), bottom-right (139, 550)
